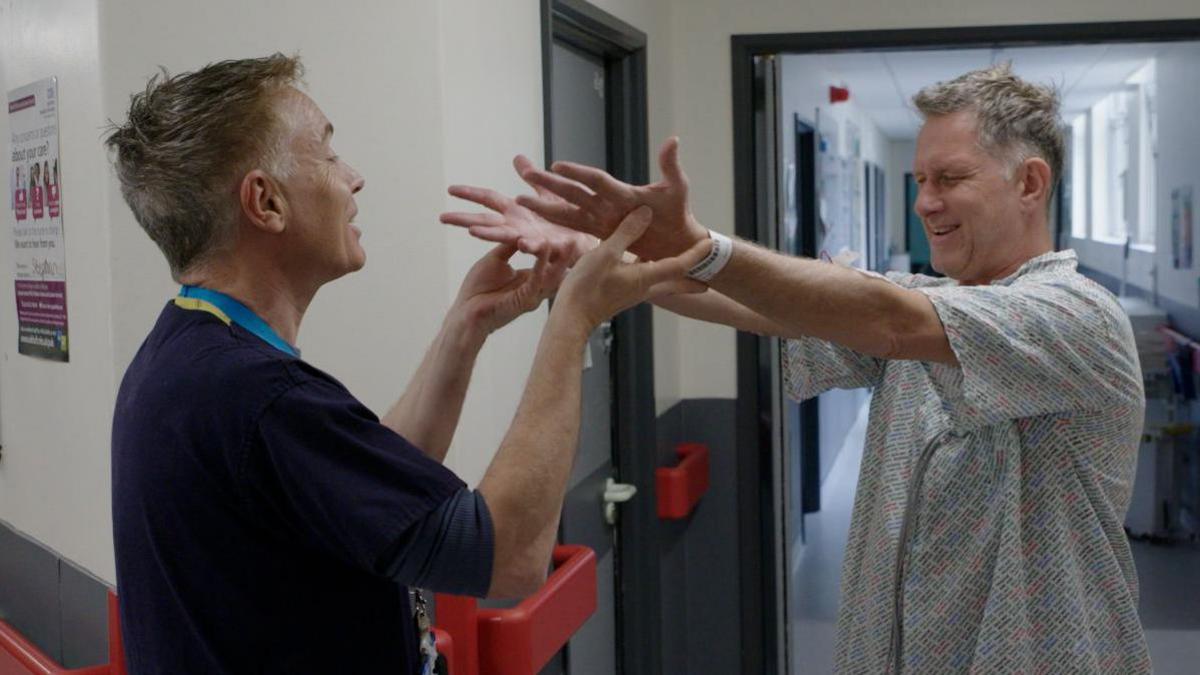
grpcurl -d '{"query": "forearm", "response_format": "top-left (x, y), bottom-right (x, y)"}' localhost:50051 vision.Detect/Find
top-left (709, 238), bottom-right (950, 361)
top-left (652, 288), bottom-right (791, 336)
top-left (382, 309), bottom-right (485, 462)
top-left (477, 307), bottom-right (590, 598)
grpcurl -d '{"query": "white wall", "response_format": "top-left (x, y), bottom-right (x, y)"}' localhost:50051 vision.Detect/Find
top-left (1, 0), bottom-right (675, 584)
top-left (1072, 42), bottom-right (1200, 308)
top-left (779, 53), bottom-right (893, 253)
top-left (0, 0), bottom-right (116, 579)
top-left (668, 0), bottom-right (1200, 400)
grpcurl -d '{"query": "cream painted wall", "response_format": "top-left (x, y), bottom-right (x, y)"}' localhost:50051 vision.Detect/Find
top-left (0, 0), bottom-right (116, 579)
top-left (668, 0), bottom-right (1200, 400)
top-left (1, 0), bottom-right (676, 583)
top-left (586, 0), bottom-right (683, 415)
top-left (435, 0), bottom-right (548, 487)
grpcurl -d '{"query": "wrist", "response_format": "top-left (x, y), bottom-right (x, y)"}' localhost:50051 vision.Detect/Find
top-left (546, 302), bottom-right (594, 346)
top-left (685, 214), bottom-right (710, 247)
top-left (445, 304), bottom-right (489, 353)
top-left (685, 229), bottom-right (734, 282)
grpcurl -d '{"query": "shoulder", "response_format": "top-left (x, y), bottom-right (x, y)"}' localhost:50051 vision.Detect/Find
top-left (117, 304), bottom-right (327, 427)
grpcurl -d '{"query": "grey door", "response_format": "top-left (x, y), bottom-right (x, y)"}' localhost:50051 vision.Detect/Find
top-left (549, 39), bottom-right (621, 675)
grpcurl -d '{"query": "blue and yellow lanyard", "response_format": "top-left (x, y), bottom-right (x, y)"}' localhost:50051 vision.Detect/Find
top-left (174, 285), bottom-right (299, 358)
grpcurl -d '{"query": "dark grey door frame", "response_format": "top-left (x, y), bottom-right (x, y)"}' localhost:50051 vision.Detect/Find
top-left (731, 18), bottom-right (1200, 675)
top-left (542, 2), bottom-right (658, 674)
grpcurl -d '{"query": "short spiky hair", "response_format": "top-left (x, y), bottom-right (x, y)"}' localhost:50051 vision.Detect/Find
top-left (105, 53), bottom-right (304, 279)
top-left (913, 62), bottom-right (1064, 201)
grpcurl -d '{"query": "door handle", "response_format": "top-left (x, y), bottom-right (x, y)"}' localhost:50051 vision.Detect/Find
top-left (603, 478), bottom-right (637, 525)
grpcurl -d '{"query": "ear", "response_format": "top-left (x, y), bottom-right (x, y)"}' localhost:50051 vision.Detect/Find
top-left (239, 169), bottom-right (286, 234)
top-left (1016, 157), bottom-right (1053, 212)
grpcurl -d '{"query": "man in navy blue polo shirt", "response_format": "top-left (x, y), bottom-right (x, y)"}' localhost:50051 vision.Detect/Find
top-left (105, 54), bottom-right (706, 674)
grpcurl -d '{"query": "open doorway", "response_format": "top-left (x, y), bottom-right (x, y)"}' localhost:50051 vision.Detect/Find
top-left (732, 20), bottom-right (1200, 675)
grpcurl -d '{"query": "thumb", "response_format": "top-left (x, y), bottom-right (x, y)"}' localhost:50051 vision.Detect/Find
top-left (636, 237), bottom-right (713, 288)
top-left (648, 235), bottom-right (710, 282)
top-left (658, 137), bottom-right (686, 186)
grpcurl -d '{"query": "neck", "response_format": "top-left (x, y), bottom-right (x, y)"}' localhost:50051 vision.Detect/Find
top-left (963, 220), bottom-right (1054, 286)
top-left (180, 259), bottom-right (316, 346)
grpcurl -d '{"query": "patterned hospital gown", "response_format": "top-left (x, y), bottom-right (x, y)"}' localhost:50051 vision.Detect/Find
top-left (785, 250), bottom-right (1151, 674)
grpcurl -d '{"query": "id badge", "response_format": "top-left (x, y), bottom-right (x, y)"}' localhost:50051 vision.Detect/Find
top-left (412, 589), bottom-right (440, 675)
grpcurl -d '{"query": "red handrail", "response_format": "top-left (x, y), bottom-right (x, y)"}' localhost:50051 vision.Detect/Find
top-left (656, 442), bottom-right (710, 519)
top-left (0, 622), bottom-right (108, 675)
top-left (435, 544), bottom-right (598, 675)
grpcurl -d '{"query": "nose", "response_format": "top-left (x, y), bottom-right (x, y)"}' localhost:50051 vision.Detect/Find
top-left (913, 182), bottom-right (941, 220)
top-left (348, 164), bottom-right (365, 194)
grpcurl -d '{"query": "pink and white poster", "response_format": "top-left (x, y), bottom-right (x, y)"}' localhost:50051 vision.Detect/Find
top-left (8, 77), bottom-right (68, 362)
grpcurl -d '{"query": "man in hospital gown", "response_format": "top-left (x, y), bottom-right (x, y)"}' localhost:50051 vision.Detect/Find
top-left (445, 63), bottom-right (1150, 673)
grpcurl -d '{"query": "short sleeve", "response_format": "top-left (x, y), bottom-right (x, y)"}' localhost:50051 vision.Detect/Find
top-left (242, 377), bottom-right (466, 576)
top-left (916, 279), bottom-right (1143, 431)
top-left (783, 338), bottom-right (884, 402)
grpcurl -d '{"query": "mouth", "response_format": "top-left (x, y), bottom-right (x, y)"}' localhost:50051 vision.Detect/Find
top-left (928, 224), bottom-right (960, 241)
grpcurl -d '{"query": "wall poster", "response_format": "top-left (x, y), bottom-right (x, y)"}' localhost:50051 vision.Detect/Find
top-left (8, 77), bottom-right (68, 362)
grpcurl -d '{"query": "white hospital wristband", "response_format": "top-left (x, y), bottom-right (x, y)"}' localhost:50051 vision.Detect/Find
top-left (686, 230), bottom-right (734, 282)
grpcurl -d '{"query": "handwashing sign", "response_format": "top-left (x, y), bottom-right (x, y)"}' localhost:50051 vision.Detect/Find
top-left (8, 77), bottom-right (68, 362)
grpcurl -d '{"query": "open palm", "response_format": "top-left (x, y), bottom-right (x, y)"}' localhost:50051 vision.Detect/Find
top-left (512, 138), bottom-right (709, 261)
top-left (441, 158), bottom-right (595, 268)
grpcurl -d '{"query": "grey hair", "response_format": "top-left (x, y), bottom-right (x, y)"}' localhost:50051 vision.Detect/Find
top-left (913, 62), bottom-right (1064, 202)
top-left (104, 53), bottom-right (304, 280)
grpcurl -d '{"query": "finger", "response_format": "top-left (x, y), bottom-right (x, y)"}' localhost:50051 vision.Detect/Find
top-left (551, 161), bottom-right (630, 200)
top-left (513, 155), bottom-right (556, 201)
top-left (638, 237), bottom-right (712, 286)
top-left (515, 236), bottom-right (546, 256)
top-left (440, 211), bottom-right (506, 229)
top-left (515, 194), bottom-right (585, 227)
top-left (467, 225), bottom-right (521, 245)
top-left (522, 167), bottom-right (596, 207)
top-left (447, 184), bottom-right (512, 212)
top-left (602, 205), bottom-right (653, 254)
top-left (657, 137), bottom-right (687, 186)
top-left (490, 242), bottom-right (520, 262)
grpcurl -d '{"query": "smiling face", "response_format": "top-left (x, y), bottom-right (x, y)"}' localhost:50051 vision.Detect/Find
top-left (274, 89), bottom-right (366, 284)
top-left (912, 111), bottom-right (1037, 285)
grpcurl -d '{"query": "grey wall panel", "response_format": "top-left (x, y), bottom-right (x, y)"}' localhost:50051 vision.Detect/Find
top-left (655, 402), bottom-right (687, 674)
top-left (680, 399), bottom-right (740, 675)
top-left (0, 520), bottom-right (110, 666)
top-left (0, 521), bottom-right (63, 661)
top-left (58, 558), bottom-right (109, 667)
top-left (656, 399), bottom-right (740, 675)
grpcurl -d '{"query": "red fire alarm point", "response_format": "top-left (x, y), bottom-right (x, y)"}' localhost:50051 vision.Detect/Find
top-left (830, 85), bottom-right (850, 104)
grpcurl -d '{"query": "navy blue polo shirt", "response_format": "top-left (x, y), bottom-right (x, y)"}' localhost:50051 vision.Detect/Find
top-left (112, 298), bottom-right (465, 674)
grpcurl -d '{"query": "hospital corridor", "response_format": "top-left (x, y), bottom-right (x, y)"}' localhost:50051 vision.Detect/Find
top-left (2, 1), bottom-right (1200, 673)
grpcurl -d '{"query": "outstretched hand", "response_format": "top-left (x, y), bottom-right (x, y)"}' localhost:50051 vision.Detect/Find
top-left (514, 137), bottom-right (709, 261)
top-left (441, 160), bottom-right (595, 268)
top-left (554, 206), bottom-right (711, 331)
top-left (454, 242), bottom-right (567, 339)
